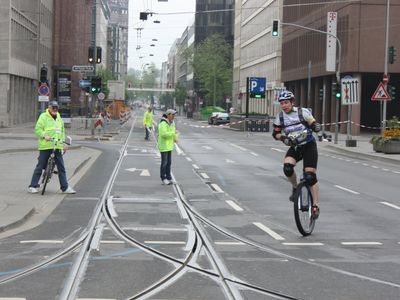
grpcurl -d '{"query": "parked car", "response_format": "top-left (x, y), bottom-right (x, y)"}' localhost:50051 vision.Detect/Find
top-left (208, 112), bottom-right (230, 125)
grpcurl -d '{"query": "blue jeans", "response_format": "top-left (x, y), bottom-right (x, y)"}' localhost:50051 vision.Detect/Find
top-left (29, 149), bottom-right (68, 191)
top-left (160, 151), bottom-right (172, 180)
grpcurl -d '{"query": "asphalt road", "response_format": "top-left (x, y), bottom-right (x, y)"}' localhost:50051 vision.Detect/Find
top-left (0, 115), bottom-right (399, 300)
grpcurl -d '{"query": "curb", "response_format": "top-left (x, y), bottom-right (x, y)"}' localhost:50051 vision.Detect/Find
top-left (324, 144), bottom-right (400, 164)
top-left (0, 206), bottom-right (35, 233)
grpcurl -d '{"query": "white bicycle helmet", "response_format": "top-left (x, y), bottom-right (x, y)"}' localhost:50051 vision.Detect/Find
top-left (278, 91), bottom-right (295, 102)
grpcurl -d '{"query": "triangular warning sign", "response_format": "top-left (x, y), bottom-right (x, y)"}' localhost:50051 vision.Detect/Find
top-left (371, 82), bottom-right (391, 101)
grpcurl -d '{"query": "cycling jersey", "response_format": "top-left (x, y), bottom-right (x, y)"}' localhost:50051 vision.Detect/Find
top-left (273, 107), bottom-right (315, 145)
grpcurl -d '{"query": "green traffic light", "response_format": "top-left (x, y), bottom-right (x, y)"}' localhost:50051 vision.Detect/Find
top-left (272, 31), bottom-right (278, 37)
top-left (335, 92), bottom-right (341, 99)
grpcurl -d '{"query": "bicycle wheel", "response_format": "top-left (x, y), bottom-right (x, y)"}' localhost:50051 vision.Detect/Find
top-left (41, 159), bottom-right (55, 195)
top-left (293, 182), bottom-right (315, 236)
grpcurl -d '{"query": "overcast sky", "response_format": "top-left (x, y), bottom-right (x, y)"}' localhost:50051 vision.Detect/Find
top-left (128, 0), bottom-right (196, 71)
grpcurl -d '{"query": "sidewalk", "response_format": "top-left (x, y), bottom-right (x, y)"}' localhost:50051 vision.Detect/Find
top-left (0, 123), bottom-right (398, 236)
top-left (0, 124), bottom-right (102, 236)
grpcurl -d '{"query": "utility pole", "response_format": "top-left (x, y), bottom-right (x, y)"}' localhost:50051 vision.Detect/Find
top-left (382, 0), bottom-right (390, 135)
top-left (280, 21), bottom-right (342, 144)
top-left (91, 0), bottom-right (97, 115)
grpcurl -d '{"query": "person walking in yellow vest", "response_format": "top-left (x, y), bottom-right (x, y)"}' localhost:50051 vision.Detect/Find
top-left (158, 109), bottom-right (178, 185)
top-left (143, 106), bottom-right (153, 140)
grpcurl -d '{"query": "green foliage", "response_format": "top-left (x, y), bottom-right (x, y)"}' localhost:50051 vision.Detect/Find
top-left (175, 82), bottom-right (187, 106)
top-left (159, 93), bottom-right (174, 108)
top-left (186, 34), bottom-right (233, 107)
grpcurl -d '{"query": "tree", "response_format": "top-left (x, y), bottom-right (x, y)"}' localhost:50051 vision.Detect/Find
top-left (175, 82), bottom-right (187, 107)
top-left (185, 34), bottom-right (233, 107)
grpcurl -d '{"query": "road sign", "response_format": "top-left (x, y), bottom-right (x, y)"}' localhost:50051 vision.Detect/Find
top-left (371, 82), bottom-right (391, 101)
top-left (79, 80), bottom-right (91, 88)
top-left (97, 92), bottom-right (105, 100)
top-left (38, 83), bottom-right (50, 96)
top-left (249, 77), bottom-right (266, 98)
top-left (326, 12), bottom-right (338, 72)
top-left (382, 74), bottom-right (390, 84)
top-left (72, 65), bottom-right (94, 73)
top-left (38, 95), bottom-right (49, 102)
top-left (341, 77), bottom-right (360, 105)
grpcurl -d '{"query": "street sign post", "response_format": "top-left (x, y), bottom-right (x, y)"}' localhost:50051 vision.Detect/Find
top-left (371, 82), bottom-right (391, 101)
top-left (249, 77), bottom-right (266, 98)
top-left (341, 77), bottom-right (359, 105)
top-left (72, 65), bottom-right (95, 73)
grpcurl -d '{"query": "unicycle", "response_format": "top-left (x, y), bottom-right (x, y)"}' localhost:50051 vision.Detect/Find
top-left (293, 176), bottom-right (316, 236)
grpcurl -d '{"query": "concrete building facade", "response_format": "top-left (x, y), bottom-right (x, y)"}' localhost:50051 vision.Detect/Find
top-left (0, 0), bottom-right (53, 127)
top-left (232, 0), bottom-right (282, 116)
top-left (282, 0), bottom-right (400, 134)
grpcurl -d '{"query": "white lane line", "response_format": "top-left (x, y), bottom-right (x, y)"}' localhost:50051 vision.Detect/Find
top-left (225, 200), bottom-right (243, 211)
top-left (379, 202), bottom-right (400, 210)
top-left (100, 240), bottom-right (125, 244)
top-left (202, 145), bottom-right (213, 150)
top-left (382, 168), bottom-right (389, 172)
top-left (186, 157), bottom-right (192, 162)
top-left (175, 143), bottom-right (183, 155)
top-left (211, 183), bottom-right (224, 193)
top-left (226, 158), bottom-right (235, 164)
top-left (394, 171), bottom-right (400, 174)
top-left (253, 222), bottom-right (285, 241)
top-left (341, 242), bottom-right (382, 246)
top-left (250, 152), bottom-right (259, 156)
top-left (215, 241), bottom-right (245, 245)
top-left (200, 172), bottom-right (210, 179)
top-left (282, 242), bottom-right (324, 246)
top-left (20, 240), bottom-right (64, 244)
top-left (230, 143), bottom-right (247, 151)
top-left (140, 169), bottom-right (150, 176)
top-left (371, 165), bottom-right (379, 169)
top-left (121, 227), bottom-right (187, 232)
top-left (192, 164), bottom-right (199, 169)
top-left (226, 200), bottom-right (244, 212)
top-left (144, 241), bottom-right (186, 245)
top-left (271, 148), bottom-right (285, 153)
top-left (0, 298), bottom-right (26, 300)
top-left (334, 185), bottom-right (360, 195)
top-left (78, 298), bottom-right (116, 300)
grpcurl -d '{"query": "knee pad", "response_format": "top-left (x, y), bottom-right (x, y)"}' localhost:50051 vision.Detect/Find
top-left (283, 163), bottom-right (294, 177)
top-left (304, 172), bottom-right (317, 186)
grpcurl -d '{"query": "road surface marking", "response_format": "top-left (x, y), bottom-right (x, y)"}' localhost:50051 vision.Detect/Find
top-left (175, 143), bottom-right (183, 155)
top-left (200, 172), bottom-right (210, 179)
top-left (215, 241), bottom-right (245, 245)
top-left (78, 298), bottom-right (116, 300)
top-left (186, 157), bottom-right (192, 162)
top-left (226, 158), bottom-right (235, 164)
top-left (226, 200), bottom-right (244, 212)
top-left (334, 185), bottom-right (360, 195)
top-left (380, 202), bottom-right (400, 210)
top-left (282, 242), bottom-right (324, 246)
top-left (192, 164), bottom-right (199, 169)
top-left (210, 183), bottom-right (224, 193)
top-left (253, 222), bottom-right (285, 241)
top-left (250, 152), bottom-right (259, 156)
top-left (371, 165), bottom-right (379, 169)
top-left (144, 241), bottom-right (186, 245)
top-left (100, 240), bottom-right (125, 244)
top-left (271, 148), bottom-right (285, 153)
top-left (341, 242), bottom-right (382, 246)
top-left (121, 227), bottom-right (187, 232)
top-left (20, 240), bottom-right (64, 244)
top-left (0, 298), bottom-right (26, 300)
top-left (202, 145), bottom-right (213, 150)
top-left (230, 143), bottom-right (247, 151)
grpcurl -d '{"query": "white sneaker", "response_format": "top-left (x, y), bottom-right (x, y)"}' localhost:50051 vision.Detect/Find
top-left (28, 187), bottom-right (39, 194)
top-left (168, 180), bottom-right (175, 185)
top-left (62, 187), bottom-right (76, 194)
top-left (162, 179), bottom-right (169, 185)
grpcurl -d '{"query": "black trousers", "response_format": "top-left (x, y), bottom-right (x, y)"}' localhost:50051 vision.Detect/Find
top-left (160, 151), bottom-right (172, 180)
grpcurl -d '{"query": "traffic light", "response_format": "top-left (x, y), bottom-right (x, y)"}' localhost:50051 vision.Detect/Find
top-left (88, 46), bottom-right (94, 63)
top-left (90, 76), bottom-right (102, 93)
top-left (388, 46), bottom-right (396, 64)
top-left (272, 20), bottom-right (279, 37)
top-left (40, 64), bottom-right (48, 83)
top-left (96, 47), bottom-right (102, 64)
top-left (332, 82), bottom-right (341, 99)
top-left (319, 88), bottom-right (323, 101)
top-left (387, 84), bottom-right (396, 100)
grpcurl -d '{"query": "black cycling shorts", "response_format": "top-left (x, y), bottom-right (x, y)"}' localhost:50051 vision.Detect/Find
top-left (285, 141), bottom-right (318, 169)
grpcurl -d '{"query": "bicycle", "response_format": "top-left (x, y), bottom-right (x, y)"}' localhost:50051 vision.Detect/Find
top-left (40, 136), bottom-right (71, 195)
top-left (286, 129), bottom-right (318, 236)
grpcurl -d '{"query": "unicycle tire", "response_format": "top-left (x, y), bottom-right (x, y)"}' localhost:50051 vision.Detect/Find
top-left (293, 182), bottom-right (315, 236)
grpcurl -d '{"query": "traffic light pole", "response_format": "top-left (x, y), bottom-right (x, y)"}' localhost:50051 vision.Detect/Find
top-left (382, 0), bottom-right (390, 135)
top-left (90, 0), bottom-right (97, 118)
top-left (280, 22), bottom-right (342, 144)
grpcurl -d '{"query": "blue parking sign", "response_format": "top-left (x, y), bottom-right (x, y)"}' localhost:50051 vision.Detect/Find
top-left (249, 77), bottom-right (266, 98)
